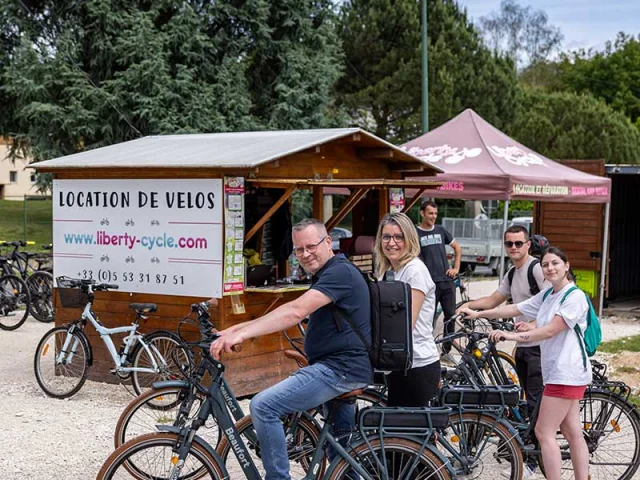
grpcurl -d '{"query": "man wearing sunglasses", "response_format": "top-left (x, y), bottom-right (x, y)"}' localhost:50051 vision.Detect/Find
top-left (457, 224), bottom-right (548, 421)
top-left (211, 218), bottom-right (372, 480)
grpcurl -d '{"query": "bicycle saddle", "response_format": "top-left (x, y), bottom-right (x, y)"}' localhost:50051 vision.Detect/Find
top-left (283, 349), bottom-right (308, 368)
top-left (129, 303), bottom-right (158, 313)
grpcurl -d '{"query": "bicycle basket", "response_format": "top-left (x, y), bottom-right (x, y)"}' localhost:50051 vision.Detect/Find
top-left (56, 276), bottom-right (89, 308)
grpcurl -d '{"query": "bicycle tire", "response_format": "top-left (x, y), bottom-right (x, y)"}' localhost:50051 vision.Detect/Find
top-left (356, 387), bottom-right (388, 410)
top-left (130, 330), bottom-right (190, 398)
top-left (538, 390), bottom-right (640, 479)
top-left (97, 432), bottom-right (225, 480)
top-left (444, 412), bottom-right (523, 480)
top-left (114, 386), bottom-right (216, 449)
top-left (0, 274), bottom-right (31, 330)
top-left (216, 413), bottom-right (323, 478)
top-left (26, 271), bottom-right (54, 323)
top-left (33, 325), bottom-right (90, 398)
top-left (328, 436), bottom-right (451, 480)
top-left (483, 350), bottom-right (525, 400)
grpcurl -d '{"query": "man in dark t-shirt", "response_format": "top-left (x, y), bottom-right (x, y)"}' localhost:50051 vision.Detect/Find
top-left (211, 218), bottom-right (372, 480)
top-left (416, 200), bottom-right (461, 362)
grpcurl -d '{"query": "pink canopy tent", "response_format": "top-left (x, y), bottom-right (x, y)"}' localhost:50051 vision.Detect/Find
top-left (399, 109), bottom-right (611, 313)
top-left (402, 108), bottom-right (611, 203)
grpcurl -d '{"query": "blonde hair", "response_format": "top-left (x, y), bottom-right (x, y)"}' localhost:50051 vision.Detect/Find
top-left (374, 212), bottom-right (421, 279)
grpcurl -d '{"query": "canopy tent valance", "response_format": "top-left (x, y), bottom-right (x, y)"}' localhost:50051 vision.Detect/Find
top-left (402, 109), bottom-right (611, 203)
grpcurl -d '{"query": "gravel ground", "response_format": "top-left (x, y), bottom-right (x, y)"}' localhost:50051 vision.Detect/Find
top-left (1, 279), bottom-right (640, 480)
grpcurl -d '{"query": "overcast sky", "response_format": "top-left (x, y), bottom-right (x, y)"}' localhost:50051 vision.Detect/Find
top-left (459, 0), bottom-right (640, 52)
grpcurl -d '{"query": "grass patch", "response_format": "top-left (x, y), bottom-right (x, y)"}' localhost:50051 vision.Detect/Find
top-left (0, 198), bottom-right (52, 249)
top-left (629, 393), bottom-right (640, 407)
top-left (616, 366), bottom-right (639, 374)
top-left (598, 335), bottom-right (640, 354)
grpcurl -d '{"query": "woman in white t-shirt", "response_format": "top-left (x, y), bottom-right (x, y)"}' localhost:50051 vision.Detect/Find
top-left (460, 247), bottom-right (590, 480)
top-left (373, 212), bottom-right (440, 407)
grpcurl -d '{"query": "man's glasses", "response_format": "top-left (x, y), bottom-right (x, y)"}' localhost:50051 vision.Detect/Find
top-left (293, 236), bottom-right (327, 257)
top-left (381, 234), bottom-right (405, 244)
top-left (504, 241), bottom-right (526, 248)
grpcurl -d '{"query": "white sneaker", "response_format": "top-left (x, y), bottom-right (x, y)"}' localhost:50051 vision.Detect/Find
top-left (523, 464), bottom-right (536, 478)
top-left (501, 463), bottom-right (536, 479)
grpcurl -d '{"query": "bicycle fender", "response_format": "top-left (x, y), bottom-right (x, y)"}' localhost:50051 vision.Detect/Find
top-left (496, 417), bottom-right (524, 448)
top-left (70, 327), bottom-right (93, 367)
top-left (156, 426), bottom-right (229, 478)
top-left (152, 380), bottom-right (190, 390)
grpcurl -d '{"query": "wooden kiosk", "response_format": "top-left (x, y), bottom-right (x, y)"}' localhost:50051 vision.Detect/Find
top-left (33, 128), bottom-right (442, 396)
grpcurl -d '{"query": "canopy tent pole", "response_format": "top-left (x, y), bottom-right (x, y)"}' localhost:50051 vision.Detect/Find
top-left (598, 202), bottom-right (611, 316)
top-left (498, 200), bottom-right (510, 279)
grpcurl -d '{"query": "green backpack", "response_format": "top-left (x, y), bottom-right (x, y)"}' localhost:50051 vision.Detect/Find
top-left (542, 286), bottom-right (602, 369)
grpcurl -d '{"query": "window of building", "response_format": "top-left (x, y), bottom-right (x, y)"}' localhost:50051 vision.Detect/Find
top-left (9, 171), bottom-right (18, 183)
top-left (30, 174), bottom-right (37, 183)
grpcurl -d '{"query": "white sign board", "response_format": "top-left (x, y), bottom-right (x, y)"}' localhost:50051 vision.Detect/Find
top-left (53, 179), bottom-right (223, 297)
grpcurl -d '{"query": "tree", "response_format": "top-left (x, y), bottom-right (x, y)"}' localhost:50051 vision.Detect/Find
top-left (336, 0), bottom-right (518, 143)
top-left (479, 0), bottom-right (563, 68)
top-left (509, 88), bottom-right (640, 164)
top-left (558, 33), bottom-right (640, 126)
top-left (0, 0), bottom-right (344, 180)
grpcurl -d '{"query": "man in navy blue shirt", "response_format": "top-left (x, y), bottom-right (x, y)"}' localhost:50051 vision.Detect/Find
top-left (211, 218), bottom-right (373, 480)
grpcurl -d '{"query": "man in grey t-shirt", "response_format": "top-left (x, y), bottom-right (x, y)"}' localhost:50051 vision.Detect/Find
top-left (458, 225), bottom-right (547, 417)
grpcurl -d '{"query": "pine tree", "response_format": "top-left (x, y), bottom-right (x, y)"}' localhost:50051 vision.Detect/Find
top-left (335, 0), bottom-right (519, 142)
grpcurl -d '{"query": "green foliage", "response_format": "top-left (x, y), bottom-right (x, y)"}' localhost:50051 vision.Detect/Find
top-left (509, 88), bottom-right (640, 164)
top-left (0, 0), bottom-right (343, 175)
top-left (292, 189), bottom-right (312, 224)
top-left (335, 0), bottom-right (519, 143)
top-left (558, 33), bottom-right (640, 127)
top-left (0, 198), bottom-right (53, 247)
top-left (599, 335), bottom-right (640, 354)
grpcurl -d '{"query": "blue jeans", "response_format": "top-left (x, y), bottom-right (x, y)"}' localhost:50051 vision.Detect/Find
top-left (250, 362), bottom-right (368, 480)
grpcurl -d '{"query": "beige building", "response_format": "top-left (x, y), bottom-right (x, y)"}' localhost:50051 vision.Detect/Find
top-left (0, 139), bottom-right (42, 200)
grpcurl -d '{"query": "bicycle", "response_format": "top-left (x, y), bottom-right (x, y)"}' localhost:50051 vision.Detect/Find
top-left (113, 302), bottom-right (246, 449)
top-left (0, 240), bottom-right (54, 323)
top-left (98, 332), bottom-right (453, 480)
top-left (0, 270), bottom-right (31, 330)
top-left (115, 306), bottom-right (388, 469)
top-left (440, 316), bottom-right (640, 479)
top-left (33, 276), bottom-right (188, 399)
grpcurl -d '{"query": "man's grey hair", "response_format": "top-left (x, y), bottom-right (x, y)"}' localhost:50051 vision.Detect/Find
top-left (292, 218), bottom-right (328, 236)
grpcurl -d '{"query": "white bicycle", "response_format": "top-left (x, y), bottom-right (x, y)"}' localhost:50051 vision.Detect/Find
top-left (33, 276), bottom-right (188, 399)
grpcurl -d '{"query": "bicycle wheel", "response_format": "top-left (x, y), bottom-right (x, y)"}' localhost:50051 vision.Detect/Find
top-left (483, 350), bottom-right (525, 400)
top-left (26, 271), bottom-right (54, 322)
top-left (97, 432), bottom-right (225, 480)
top-left (539, 390), bottom-right (640, 479)
top-left (328, 437), bottom-right (450, 479)
top-left (34, 325), bottom-right (90, 398)
top-left (443, 412), bottom-right (523, 480)
top-left (216, 413), bottom-right (323, 478)
top-left (130, 330), bottom-right (190, 397)
top-left (114, 386), bottom-right (218, 449)
top-left (356, 387), bottom-right (388, 411)
top-left (0, 274), bottom-right (31, 330)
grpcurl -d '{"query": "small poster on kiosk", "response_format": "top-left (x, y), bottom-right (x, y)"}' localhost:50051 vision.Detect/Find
top-left (223, 177), bottom-right (245, 295)
top-left (389, 188), bottom-right (405, 213)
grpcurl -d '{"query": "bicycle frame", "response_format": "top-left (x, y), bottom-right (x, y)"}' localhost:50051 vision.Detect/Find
top-left (171, 355), bottom-right (378, 480)
top-left (58, 297), bottom-right (165, 375)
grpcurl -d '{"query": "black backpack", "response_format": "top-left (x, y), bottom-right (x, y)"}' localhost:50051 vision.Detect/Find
top-left (334, 266), bottom-right (413, 372)
top-left (507, 259), bottom-right (541, 296)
